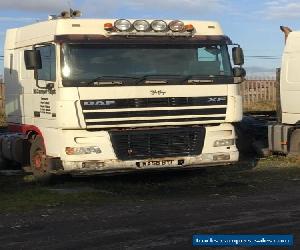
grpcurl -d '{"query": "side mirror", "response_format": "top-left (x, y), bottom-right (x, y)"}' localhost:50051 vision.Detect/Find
top-left (232, 47), bottom-right (244, 66)
top-left (24, 50), bottom-right (42, 70)
top-left (233, 67), bottom-right (246, 78)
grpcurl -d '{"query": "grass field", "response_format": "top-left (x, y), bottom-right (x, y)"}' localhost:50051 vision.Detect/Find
top-left (244, 101), bottom-right (276, 112)
top-left (1, 156), bottom-right (300, 213)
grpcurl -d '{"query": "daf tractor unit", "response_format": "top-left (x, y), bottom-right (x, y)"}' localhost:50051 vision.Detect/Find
top-left (0, 11), bottom-right (245, 179)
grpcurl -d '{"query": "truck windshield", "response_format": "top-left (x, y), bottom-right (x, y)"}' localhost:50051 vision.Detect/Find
top-left (61, 43), bottom-right (232, 86)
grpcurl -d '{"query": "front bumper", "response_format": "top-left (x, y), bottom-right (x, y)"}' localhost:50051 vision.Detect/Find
top-left (45, 123), bottom-right (238, 174)
top-left (61, 151), bottom-right (239, 175)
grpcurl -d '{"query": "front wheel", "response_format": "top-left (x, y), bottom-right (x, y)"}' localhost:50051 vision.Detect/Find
top-left (30, 135), bottom-right (52, 182)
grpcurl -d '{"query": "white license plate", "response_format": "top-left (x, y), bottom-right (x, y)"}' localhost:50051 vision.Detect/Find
top-left (136, 159), bottom-right (184, 168)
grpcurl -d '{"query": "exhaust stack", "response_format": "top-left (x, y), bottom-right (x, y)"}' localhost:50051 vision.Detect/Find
top-left (280, 26), bottom-right (292, 44)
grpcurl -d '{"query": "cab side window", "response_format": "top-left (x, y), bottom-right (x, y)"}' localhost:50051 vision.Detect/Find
top-left (36, 45), bottom-right (56, 81)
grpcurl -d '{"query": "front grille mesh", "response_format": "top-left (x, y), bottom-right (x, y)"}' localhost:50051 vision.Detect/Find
top-left (110, 127), bottom-right (205, 160)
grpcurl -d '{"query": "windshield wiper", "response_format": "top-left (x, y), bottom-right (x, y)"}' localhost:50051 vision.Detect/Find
top-left (183, 75), bottom-right (233, 84)
top-left (135, 75), bottom-right (215, 84)
top-left (86, 75), bottom-right (140, 86)
top-left (185, 75), bottom-right (214, 84)
top-left (85, 74), bottom-right (216, 86)
top-left (134, 75), bottom-right (184, 85)
top-left (134, 75), bottom-right (218, 84)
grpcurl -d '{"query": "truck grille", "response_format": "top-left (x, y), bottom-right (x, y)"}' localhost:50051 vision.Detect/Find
top-left (110, 127), bottom-right (205, 160)
top-left (81, 96), bottom-right (227, 129)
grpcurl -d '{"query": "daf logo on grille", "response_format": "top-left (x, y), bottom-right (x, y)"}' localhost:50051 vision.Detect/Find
top-left (208, 97), bottom-right (227, 103)
top-left (84, 100), bottom-right (116, 106)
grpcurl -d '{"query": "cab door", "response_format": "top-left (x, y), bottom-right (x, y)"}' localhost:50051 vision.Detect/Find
top-left (33, 44), bottom-right (57, 126)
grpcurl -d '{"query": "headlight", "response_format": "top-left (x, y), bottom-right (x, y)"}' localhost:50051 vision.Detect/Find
top-left (133, 20), bottom-right (150, 32)
top-left (169, 20), bottom-right (185, 32)
top-left (214, 139), bottom-right (235, 147)
top-left (114, 19), bottom-right (132, 31)
top-left (151, 20), bottom-right (168, 32)
top-left (66, 146), bottom-right (102, 155)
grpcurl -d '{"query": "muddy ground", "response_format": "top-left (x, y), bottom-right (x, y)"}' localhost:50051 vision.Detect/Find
top-left (0, 157), bottom-right (300, 250)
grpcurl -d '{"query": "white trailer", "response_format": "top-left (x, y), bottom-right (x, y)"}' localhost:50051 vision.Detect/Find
top-left (1, 11), bottom-right (245, 179)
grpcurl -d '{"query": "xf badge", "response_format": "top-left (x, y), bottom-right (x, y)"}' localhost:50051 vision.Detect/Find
top-left (208, 97), bottom-right (227, 103)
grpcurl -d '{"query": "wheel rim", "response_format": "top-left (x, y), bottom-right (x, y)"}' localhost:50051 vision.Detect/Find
top-left (32, 149), bottom-right (47, 173)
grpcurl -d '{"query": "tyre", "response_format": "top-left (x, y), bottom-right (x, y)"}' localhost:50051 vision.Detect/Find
top-left (235, 123), bottom-right (255, 156)
top-left (0, 136), bottom-right (23, 170)
top-left (29, 135), bottom-right (52, 182)
top-left (0, 158), bottom-right (19, 170)
top-left (0, 136), bottom-right (10, 170)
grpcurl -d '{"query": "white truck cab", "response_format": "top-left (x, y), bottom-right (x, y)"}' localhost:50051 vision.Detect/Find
top-left (280, 31), bottom-right (300, 124)
top-left (1, 12), bottom-right (245, 178)
top-left (269, 27), bottom-right (300, 155)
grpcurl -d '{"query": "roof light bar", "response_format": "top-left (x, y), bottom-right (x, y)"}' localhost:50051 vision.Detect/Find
top-left (108, 19), bottom-right (194, 35)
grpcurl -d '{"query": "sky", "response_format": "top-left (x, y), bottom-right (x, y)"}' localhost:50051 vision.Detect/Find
top-left (0, 0), bottom-right (300, 77)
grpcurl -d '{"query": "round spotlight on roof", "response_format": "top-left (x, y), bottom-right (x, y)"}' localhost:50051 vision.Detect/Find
top-left (114, 19), bottom-right (132, 31)
top-left (151, 20), bottom-right (168, 32)
top-left (133, 20), bottom-right (150, 32)
top-left (169, 20), bottom-right (185, 32)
